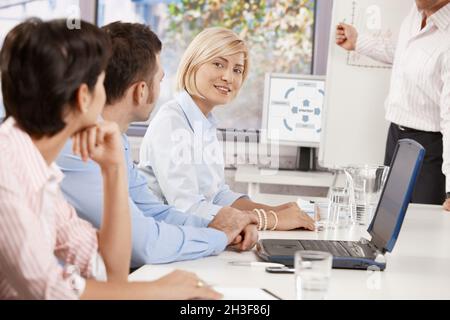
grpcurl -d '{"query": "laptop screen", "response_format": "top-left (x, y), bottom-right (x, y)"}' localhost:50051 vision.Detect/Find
top-left (369, 139), bottom-right (424, 252)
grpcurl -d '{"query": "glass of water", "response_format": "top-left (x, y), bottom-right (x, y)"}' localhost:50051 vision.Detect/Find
top-left (327, 186), bottom-right (354, 228)
top-left (295, 251), bottom-right (332, 300)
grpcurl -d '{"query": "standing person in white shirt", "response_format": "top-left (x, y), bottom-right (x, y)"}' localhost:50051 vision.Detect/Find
top-left (336, 0), bottom-right (450, 209)
top-left (139, 27), bottom-right (315, 231)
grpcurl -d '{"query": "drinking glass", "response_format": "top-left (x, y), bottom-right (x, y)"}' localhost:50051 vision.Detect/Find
top-left (327, 186), bottom-right (354, 228)
top-left (295, 251), bottom-right (332, 300)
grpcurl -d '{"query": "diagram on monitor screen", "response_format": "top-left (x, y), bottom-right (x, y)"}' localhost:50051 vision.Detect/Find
top-left (346, 0), bottom-right (394, 69)
top-left (266, 76), bottom-right (324, 146)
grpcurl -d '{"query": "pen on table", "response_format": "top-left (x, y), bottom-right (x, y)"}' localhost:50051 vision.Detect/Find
top-left (228, 261), bottom-right (285, 268)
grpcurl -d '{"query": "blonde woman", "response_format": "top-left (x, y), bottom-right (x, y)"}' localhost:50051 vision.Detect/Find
top-left (139, 27), bottom-right (315, 231)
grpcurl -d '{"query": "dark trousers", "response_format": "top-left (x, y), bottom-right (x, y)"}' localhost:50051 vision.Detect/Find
top-left (384, 123), bottom-right (445, 205)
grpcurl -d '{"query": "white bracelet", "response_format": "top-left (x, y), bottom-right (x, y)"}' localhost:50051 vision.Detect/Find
top-left (260, 209), bottom-right (268, 231)
top-left (253, 208), bottom-right (263, 231)
top-left (268, 210), bottom-right (278, 231)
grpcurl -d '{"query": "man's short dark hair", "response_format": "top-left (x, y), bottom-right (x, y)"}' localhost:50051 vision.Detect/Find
top-left (101, 22), bottom-right (162, 105)
top-left (0, 18), bottom-right (111, 138)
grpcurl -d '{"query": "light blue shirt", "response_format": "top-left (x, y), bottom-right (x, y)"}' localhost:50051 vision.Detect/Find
top-left (56, 134), bottom-right (227, 268)
top-left (139, 90), bottom-right (247, 220)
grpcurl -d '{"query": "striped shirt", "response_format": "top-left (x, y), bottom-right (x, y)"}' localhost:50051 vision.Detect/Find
top-left (356, 3), bottom-right (450, 191)
top-left (0, 118), bottom-right (99, 299)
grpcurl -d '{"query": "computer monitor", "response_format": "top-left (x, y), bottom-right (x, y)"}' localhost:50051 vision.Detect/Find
top-left (261, 73), bottom-right (325, 147)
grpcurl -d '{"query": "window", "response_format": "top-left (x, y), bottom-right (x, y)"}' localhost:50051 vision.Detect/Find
top-left (0, 0), bottom-right (80, 119)
top-left (97, 0), bottom-right (316, 130)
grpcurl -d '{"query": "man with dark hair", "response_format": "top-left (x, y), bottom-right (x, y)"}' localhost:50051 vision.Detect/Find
top-left (57, 22), bottom-right (258, 269)
top-left (103, 22), bottom-right (162, 106)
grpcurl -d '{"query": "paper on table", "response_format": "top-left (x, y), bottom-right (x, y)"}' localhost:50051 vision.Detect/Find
top-left (215, 287), bottom-right (280, 300)
top-left (297, 198), bottom-right (330, 220)
top-left (297, 198), bottom-right (315, 217)
top-left (129, 268), bottom-right (281, 300)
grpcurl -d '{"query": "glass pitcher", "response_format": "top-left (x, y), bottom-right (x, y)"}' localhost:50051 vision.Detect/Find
top-left (342, 165), bottom-right (390, 226)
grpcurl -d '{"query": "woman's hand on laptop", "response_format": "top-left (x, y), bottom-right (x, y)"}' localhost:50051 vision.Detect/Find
top-left (274, 202), bottom-right (316, 231)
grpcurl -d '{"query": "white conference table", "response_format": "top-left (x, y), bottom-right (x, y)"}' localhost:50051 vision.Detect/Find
top-left (130, 201), bottom-right (450, 300)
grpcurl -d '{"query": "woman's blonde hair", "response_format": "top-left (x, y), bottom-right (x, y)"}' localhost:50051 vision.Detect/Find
top-left (176, 27), bottom-right (249, 97)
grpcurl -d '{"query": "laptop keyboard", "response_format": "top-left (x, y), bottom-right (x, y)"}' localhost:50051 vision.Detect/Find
top-left (299, 240), bottom-right (352, 257)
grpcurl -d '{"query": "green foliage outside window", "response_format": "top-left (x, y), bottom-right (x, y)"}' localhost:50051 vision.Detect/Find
top-left (165, 0), bottom-right (315, 75)
top-left (156, 0), bottom-right (315, 128)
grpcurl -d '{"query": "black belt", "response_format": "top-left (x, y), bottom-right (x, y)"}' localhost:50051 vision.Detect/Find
top-left (396, 124), bottom-right (421, 133)
top-left (395, 124), bottom-right (439, 135)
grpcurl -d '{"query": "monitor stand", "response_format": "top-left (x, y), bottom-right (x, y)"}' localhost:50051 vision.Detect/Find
top-left (297, 147), bottom-right (316, 171)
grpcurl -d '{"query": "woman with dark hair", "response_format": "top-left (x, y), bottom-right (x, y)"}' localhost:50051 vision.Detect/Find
top-left (0, 18), bottom-right (219, 300)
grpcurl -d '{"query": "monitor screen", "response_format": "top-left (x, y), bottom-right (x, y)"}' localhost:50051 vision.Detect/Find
top-left (262, 73), bottom-right (325, 147)
top-left (369, 140), bottom-right (424, 252)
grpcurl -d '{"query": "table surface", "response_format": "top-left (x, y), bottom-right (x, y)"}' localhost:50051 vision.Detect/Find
top-left (130, 203), bottom-right (450, 300)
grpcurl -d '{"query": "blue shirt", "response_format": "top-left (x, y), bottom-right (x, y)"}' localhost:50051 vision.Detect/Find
top-left (139, 90), bottom-right (247, 220)
top-left (56, 134), bottom-right (227, 268)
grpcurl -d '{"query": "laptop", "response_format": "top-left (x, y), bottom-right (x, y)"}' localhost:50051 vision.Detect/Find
top-left (256, 139), bottom-right (425, 270)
